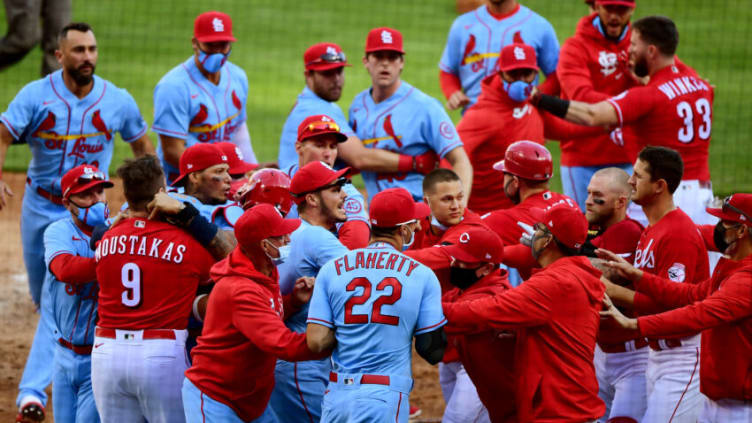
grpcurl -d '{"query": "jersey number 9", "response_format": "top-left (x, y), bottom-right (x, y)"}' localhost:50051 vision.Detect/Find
top-left (121, 263), bottom-right (142, 308)
top-left (344, 277), bottom-right (402, 326)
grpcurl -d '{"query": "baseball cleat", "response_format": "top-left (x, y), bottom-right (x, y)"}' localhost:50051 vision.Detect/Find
top-left (409, 405), bottom-right (422, 419)
top-left (16, 401), bottom-right (45, 422)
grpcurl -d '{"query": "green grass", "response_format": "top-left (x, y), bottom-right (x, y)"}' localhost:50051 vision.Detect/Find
top-left (2, 0), bottom-right (751, 196)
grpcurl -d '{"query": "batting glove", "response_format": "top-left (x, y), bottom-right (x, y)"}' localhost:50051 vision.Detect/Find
top-left (517, 221), bottom-right (535, 248)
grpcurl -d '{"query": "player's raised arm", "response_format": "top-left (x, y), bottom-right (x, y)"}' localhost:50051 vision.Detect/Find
top-left (533, 92), bottom-right (619, 127)
top-left (0, 124), bottom-right (14, 210)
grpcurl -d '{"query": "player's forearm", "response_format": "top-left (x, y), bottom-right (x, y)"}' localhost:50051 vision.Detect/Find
top-left (130, 135), bottom-right (156, 157)
top-left (338, 138), bottom-right (400, 172)
top-left (0, 123), bottom-right (13, 173)
top-left (306, 323), bottom-right (336, 354)
top-left (230, 122), bottom-right (258, 164)
top-left (205, 229), bottom-right (236, 260)
top-left (159, 135), bottom-right (186, 168)
top-left (445, 147), bottom-right (473, 201)
top-left (49, 254), bottom-right (98, 284)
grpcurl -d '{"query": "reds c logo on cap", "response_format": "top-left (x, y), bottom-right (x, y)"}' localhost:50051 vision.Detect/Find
top-left (459, 232), bottom-right (470, 243)
top-left (212, 17), bottom-right (224, 32)
top-left (514, 46), bottom-right (526, 61)
top-left (381, 30), bottom-right (393, 44)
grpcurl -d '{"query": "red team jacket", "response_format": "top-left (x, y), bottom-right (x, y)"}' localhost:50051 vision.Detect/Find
top-left (443, 271), bottom-right (517, 423)
top-left (589, 217), bottom-right (645, 347)
top-left (458, 75), bottom-right (603, 214)
top-left (635, 255), bottom-right (752, 401)
top-left (444, 256), bottom-right (606, 422)
top-left (557, 12), bottom-right (637, 166)
top-left (95, 218), bottom-right (215, 330)
top-left (185, 248), bottom-right (325, 421)
top-left (607, 61), bottom-right (714, 181)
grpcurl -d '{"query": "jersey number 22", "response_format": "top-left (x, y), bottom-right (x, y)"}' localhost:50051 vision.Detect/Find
top-left (344, 277), bottom-right (402, 326)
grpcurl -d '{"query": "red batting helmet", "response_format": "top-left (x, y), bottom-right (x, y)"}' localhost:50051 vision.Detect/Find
top-left (493, 140), bottom-right (553, 181)
top-left (236, 169), bottom-right (293, 216)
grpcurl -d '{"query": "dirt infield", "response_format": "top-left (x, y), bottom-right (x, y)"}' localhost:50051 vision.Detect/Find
top-left (0, 172), bottom-right (445, 421)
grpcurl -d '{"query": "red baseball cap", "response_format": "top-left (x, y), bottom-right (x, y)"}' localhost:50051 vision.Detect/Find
top-left (61, 164), bottom-right (114, 199)
top-left (596, 0), bottom-right (636, 7)
top-left (289, 161), bottom-right (350, 204)
top-left (297, 115), bottom-right (348, 143)
top-left (304, 43), bottom-right (350, 71)
top-left (171, 143), bottom-right (229, 187)
top-left (369, 188), bottom-right (419, 228)
top-left (215, 142), bottom-right (258, 176)
top-left (234, 203), bottom-right (301, 251)
top-left (529, 203), bottom-right (588, 250)
top-left (707, 194), bottom-right (752, 225)
top-left (365, 27), bottom-right (405, 54)
top-left (194, 11), bottom-right (236, 43)
top-left (499, 43), bottom-right (538, 72)
top-left (414, 202), bottom-right (431, 220)
top-left (443, 227), bottom-right (504, 265)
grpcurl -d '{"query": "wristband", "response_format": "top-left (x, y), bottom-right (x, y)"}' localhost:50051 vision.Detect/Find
top-left (192, 294), bottom-right (208, 322)
top-left (397, 154), bottom-right (413, 173)
top-left (170, 201), bottom-right (200, 228)
top-left (536, 94), bottom-right (570, 119)
top-left (185, 214), bottom-right (219, 248)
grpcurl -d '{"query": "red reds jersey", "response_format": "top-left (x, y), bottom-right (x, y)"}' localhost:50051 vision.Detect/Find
top-left (632, 209), bottom-right (709, 316)
top-left (636, 256), bottom-right (752, 401)
top-left (459, 75), bottom-right (602, 214)
top-left (589, 218), bottom-right (644, 346)
top-left (557, 13), bottom-right (638, 167)
top-left (607, 62), bottom-right (714, 181)
top-left (95, 218), bottom-right (215, 330)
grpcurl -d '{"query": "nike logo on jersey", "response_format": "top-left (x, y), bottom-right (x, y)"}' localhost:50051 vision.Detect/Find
top-left (94, 343), bottom-right (104, 348)
top-left (42, 100), bottom-right (55, 105)
top-left (72, 236), bottom-right (84, 241)
top-left (191, 94), bottom-right (199, 99)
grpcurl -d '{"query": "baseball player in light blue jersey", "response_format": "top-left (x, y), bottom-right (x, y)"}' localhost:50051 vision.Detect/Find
top-left (439, 0), bottom-right (559, 112)
top-left (153, 11), bottom-right (256, 184)
top-left (269, 160), bottom-right (352, 422)
top-left (43, 164), bottom-right (114, 423)
top-left (0, 23), bottom-right (153, 420)
top-left (279, 42), bottom-right (442, 179)
top-left (306, 188), bottom-right (447, 423)
top-left (349, 27), bottom-right (473, 202)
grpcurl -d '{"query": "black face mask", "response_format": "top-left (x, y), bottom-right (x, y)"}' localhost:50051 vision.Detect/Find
top-left (449, 266), bottom-right (483, 290)
top-left (713, 221), bottom-right (732, 253)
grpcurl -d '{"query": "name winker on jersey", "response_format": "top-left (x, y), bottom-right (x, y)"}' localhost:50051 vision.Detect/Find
top-left (95, 233), bottom-right (188, 264)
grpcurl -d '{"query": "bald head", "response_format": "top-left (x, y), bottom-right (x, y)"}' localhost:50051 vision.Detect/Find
top-left (585, 167), bottom-right (631, 227)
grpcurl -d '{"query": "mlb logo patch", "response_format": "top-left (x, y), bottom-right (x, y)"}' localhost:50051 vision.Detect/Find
top-left (667, 263), bottom-right (686, 282)
top-left (135, 220), bottom-right (146, 228)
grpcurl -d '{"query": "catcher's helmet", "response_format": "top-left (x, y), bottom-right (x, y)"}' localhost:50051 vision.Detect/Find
top-left (236, 169), bottom-right (293, 216)
top-left (493, 140), bottom-right (553, 181)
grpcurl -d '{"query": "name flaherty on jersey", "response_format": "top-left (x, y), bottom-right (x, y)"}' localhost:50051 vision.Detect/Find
top-left (95, 235), bottom-right (187, 264)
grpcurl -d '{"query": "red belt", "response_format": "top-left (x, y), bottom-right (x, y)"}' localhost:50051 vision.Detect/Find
top-left (95, 327), bottom-right (176, 340)
top-left (699, 180), bottom-right (712, 189)
top-left (58, 337), bottom-right (93, 355)
top-left (649, 338), bottom-right (682, 351)
top-left (329, 372), bottom-right (390, 386)
top-left (28, 178), bottom-right (63, 205)
top-left (599, 337), bottom-right (649, 354)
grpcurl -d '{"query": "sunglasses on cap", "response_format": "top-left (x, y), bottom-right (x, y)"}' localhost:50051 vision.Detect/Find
top-left (722, 195), bottom-right (752, 222)
top-left (78, 170), bottom-right (106, 182)
top-left (306, 51), bottom-right (347, 67)
top-left (307, 121), bottom-right (340, 133)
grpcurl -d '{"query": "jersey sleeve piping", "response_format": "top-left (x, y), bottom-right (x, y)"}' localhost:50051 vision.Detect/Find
top-left (415, 317), bottom-right (447, 335)
top-left (306, 317), bottom-right (334, 328)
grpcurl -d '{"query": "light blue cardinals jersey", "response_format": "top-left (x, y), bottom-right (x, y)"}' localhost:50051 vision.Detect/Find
top-left (307, 242), bottom-right (446, 376)
top-left (348, 81), bottom-right (463, 201)
top-left (43, 218), bottom-right (97, 347)
top-left (277, 220), bottom-right (349, 332)
top-left (1, 70), bottom-right (147, 195)
top-left (152, 57), bottom-right (249, 183)
top-left (277, 86), bottom-right (356, 170)
top-left (439, 4), bottom-right (559, 109)
top-left (282, 164), bottom-right (368, 227)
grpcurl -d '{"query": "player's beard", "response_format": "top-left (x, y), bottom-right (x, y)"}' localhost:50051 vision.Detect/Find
top-left (68, 62), bottom-right (96, 86)
top-left (632, 55), bottom-right (649, 78)
top-left (322, 195), bottom-right (346, 225)
top-left (504, 179), bottom-right (521, 205)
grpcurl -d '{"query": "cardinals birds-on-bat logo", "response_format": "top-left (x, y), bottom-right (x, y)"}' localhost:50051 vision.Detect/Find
top-left (32, 111), bottom-right (56, 137)
top-left (232, 90), bottom-right (242, 110)
top-left (461, 34), bottom-right (477, 66)
top-left (190, 104), bottom-right (209, 127)
top-left (91, 110), bottom-right (112, 141)
top-left (382, 115), bottom-right (402, 148)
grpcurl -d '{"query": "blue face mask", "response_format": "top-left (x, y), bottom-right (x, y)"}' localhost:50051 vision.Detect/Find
top-left (198, 48), bottom-right (230, 73)
top-left (77, 202), bottom-right (109, 227)
top-left (503, 75), bottom-right (539, 102)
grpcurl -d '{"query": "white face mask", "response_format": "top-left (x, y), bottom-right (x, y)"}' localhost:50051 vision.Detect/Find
top-left (264, 240), bottom-right (291, 265)
top-left (401, 225), bottom-right (415, 251)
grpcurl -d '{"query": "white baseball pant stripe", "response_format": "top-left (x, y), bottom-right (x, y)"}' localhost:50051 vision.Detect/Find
top-left (439, 361), bottom-right (490, 423)
top-left (644, 341), bottom-right (703, 423)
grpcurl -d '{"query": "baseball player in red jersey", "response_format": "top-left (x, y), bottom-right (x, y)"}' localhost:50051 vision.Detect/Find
top-left (458, 41), bottom-right (603, 214)
top-left (183, 204), bottom-right (328, 422)
top-left (439, 227), bottom-right (517, 422)
top-left (479, 141), bottom-right (577, 282)
top-left (556, 0), bottom-right (639, 210)
top-left (91, 156), bottom-right (217, 423)
top-left (580, 167), bottom-right (647, 423)
top-left (600, 193), bottom-right (752, 422)
top-left (598, 147), bottom-right (709, 422)
top-left (403, 168), bottom-right (492, 423)
top-left (443, 203), bottom-right (606, 422)
top-left (534, 16), bottom-right (716, 225)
